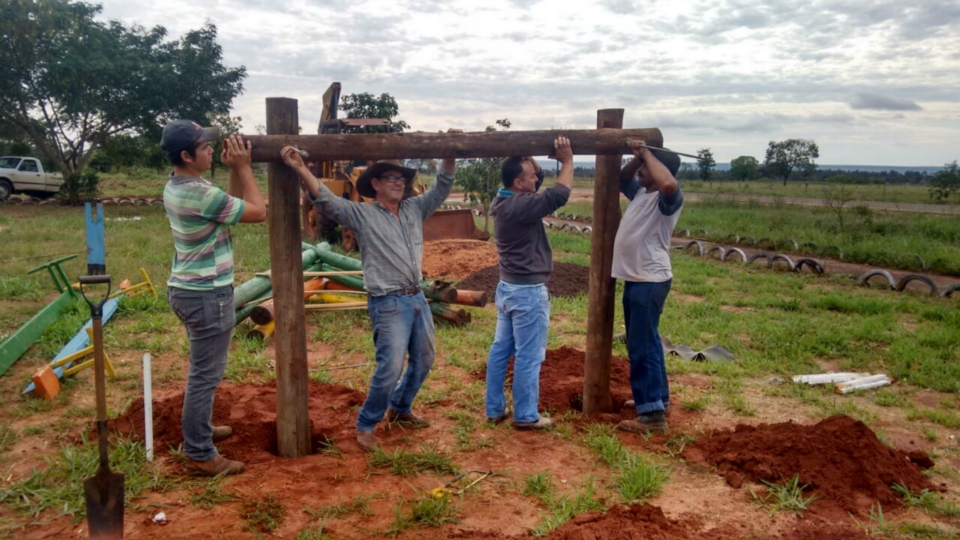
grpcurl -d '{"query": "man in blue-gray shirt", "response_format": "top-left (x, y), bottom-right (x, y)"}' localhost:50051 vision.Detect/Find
top-left (281, 142), bottom-right (457, 451)
top-left (485, 137), bottom-right (573, 430)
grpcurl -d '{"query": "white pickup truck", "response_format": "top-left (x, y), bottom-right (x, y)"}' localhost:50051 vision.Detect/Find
top-left (0, 156), bottom-right (63, 201)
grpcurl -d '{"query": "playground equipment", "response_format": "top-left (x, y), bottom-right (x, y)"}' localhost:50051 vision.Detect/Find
top-left (0, 255), bottom-right (78, 376)
top-left (30, 326), bottom-right (118, 399)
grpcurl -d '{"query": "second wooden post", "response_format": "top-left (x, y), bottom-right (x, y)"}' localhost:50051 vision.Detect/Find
top-left (266, 97), bottom-right (311, 457)
top-left (583, 108), bottom-right (624, 415)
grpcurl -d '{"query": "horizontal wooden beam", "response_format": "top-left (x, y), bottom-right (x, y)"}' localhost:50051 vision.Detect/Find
top-left (243, 128), bottom-right (663, 162)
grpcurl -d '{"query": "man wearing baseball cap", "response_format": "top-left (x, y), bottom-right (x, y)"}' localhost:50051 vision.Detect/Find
top-left (161, 120), bottom-right (266, 475)
top-left (612, 140), bottom-right (683, 435)
top-left (280, 136), bottom-right (458, 452)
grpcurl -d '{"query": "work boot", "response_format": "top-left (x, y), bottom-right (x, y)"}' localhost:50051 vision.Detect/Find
top-left (356, 430), bottom-right (378, 452)
top-left (212, 425), bottom-right (233, 442)
top-left (512, 417), bottom-right (553, 431)
top-left (622, 400), bottom-right (670, 414)
top-left (185, 455), bottom-right (245, 476)
top-left (386, 410), bottom-right (430, 427)
top-left (616, 411), bottom-right (668, 435)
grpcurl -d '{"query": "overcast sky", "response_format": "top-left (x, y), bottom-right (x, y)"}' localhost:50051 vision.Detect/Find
top-left (99, 0), bottom-right (960, 166)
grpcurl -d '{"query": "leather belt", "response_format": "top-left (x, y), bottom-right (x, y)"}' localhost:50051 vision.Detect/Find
top-left (382, 285), bottom-right (420, 297)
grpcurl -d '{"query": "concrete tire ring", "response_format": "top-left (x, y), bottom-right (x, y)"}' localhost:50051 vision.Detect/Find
top-left (858, 269), bottom-right (896, 290)
top-left (740, 236), bottom-right (756, 246)
top-left (821, 245), bottom-right (844, 259)
top-left (758, 237), bottom-right (777, 250)
top-left (940, 284), bottom-right (960, 298)
top-left (150, 199), bottom-right (163, 206)
top-left (582, 226), bottom-right (592, 235)
top-left (802, 242), bottom-right (819, 252)
top-left (768, 254), bottom-right (796, 271)
top-left (696, 229), bottom-right (707, 236)
top-left (896, 274), bottom-right (937, 295)
top-left (722, 247), bottom-right (747, 262)
top-left (914, 255), bottom-right (926, 270)
top-left (795, 258), bottom-right (824, 275)
top-left (748, 253), bottom-right (771, 265)
top-left (706, 246), bottom-right (726, 260)
top-left (724, 234), bottom-right (739, 244)
top-left (782, 238), bottom-right (800, 250)
top-left (685, 240), bottom-right (704, 256)
top-left (679, 229), bottom-right (691, 238)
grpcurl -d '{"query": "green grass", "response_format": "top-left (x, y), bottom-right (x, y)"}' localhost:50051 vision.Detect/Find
top-left (893, 484), bottom-right (960, 518)
top-left (368, 447), bottom-right (458, 477)
top-left (522, 472), bottom-right (554, 498)
top-left (0, 437), bottom-right (171, 520)
top-left (296, 525), bottom-right (334, 540)
top-left (0, 427), bottom-right (16, 453)
top-left (382, 491), bottom-right (460, 535)
top-left (530, 478), bottom-right (604, 537)
top-left (749, 474), bottom-right (817, 515)
top-left (241, 493), bottom-right (286, 534)
top-left (190, 474), bottom-right (237, 509)
top-left (908, 408), bottom-right (960, 429)
top-left (580, 424), bottom-right (671, 502)
top-left (305, 494), bottom-right (379, 522)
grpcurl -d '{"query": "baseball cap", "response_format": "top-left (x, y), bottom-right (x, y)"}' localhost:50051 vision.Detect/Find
top-left (160, 120), bottom-right (220, 154)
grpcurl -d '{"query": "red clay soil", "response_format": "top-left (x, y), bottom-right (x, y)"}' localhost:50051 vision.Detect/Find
top-left (683, 415), bottom-right (935, 517)
top-left (455, 262), bottom-right (591, 299)
top-left (422, 239), bottom-right (499, 280)
top-left (112, 381), bottom-right (366, 464)
top-left (546, 503), bottom-right (740, 540)
top-left (474, 346), bottom-right (634, 419)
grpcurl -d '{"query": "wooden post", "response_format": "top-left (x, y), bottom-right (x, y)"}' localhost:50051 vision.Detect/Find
top-left (266, 97), bottom-right (311, 457)
top-left (583, 109), bottom-right (624, 415)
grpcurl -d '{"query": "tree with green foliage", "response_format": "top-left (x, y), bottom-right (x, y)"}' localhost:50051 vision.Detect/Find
top-left (209, 114), bottom-right (243, 179)
top-left (696, 148), bottom-right (716, 181)
top-left (340, 93), bottom-right (410, 133)
top-left (729, 155), bottom-right (759, 181)
top-left (456, 119), bottom-right (511, 232)
top-left (763, 139), bottom-right (819, 185)
top-left (0, 0), bottom-right (246, 177)
top-left (928, 161), bottom-right (959, 202)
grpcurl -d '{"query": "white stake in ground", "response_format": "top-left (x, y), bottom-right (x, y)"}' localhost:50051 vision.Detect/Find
top-left (143, 353), bottom-right (153, 462)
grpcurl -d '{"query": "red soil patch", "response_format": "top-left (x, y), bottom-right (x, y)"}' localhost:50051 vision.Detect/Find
top-left (112, 381), bottom-right (365, 464)
top-left (547, 503), bottom-right (736, 539)
top-left (683, 415), bottom-right (934, 516)
top-left (422, 239), bottom-right (499, 280)
top-left (455, 262), bottom-right (591, 298)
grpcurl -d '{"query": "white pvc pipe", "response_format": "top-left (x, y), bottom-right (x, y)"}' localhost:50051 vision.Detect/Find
top-left (143, 353), bottom-right (154, 462)
top-left (792, 373), bottom-right (867, 385)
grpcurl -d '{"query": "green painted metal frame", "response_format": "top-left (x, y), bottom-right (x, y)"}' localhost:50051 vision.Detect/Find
top-left (0, 255), bottom-right (78, 376)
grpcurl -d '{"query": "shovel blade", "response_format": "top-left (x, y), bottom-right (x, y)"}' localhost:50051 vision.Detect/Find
top-left (84, 469), bottom-right (125, 540)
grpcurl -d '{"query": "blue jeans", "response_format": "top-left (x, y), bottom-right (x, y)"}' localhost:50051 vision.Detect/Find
top-left (485, 282), bottom-right (550, 423)
top-left (623, 280), bottom-right (672, 415)
top-left (167, 285), bottom-right (235, 461)
top-left (356, 292), bottom-right (436, 432)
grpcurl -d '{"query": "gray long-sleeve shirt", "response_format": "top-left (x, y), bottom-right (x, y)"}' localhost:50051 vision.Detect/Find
top-left (311, 170), bottom-right (455, 296)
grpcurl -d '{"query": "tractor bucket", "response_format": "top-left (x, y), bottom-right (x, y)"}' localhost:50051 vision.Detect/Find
top-left (423, 209), bottom-right (490, 242)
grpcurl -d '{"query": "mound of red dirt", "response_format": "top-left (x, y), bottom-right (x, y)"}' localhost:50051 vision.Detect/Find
top-left (474, 346), bottom-right (633, 415)
top-left (422, 239), bottom-right (499, 280)
top-left (683, 415), bottom-right (934, 515)
top-left (112, 381), bottom-right (365, 464)
top-left (547, 503), bottom-right (733, 539)
top-left (455, 262), bottom-right (590, 298)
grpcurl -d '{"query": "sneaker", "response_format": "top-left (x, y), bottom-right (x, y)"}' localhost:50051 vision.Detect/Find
top-left (356, 430), bottom-right (378, 452)
top-left (616, 412), bottom-right (668, 435)
top-left (386, 410), bottom-right (430, 427)
top-left (212, 425), bottom-right (233, 442)
top-left (512, 417), bottom-right (554, 431)
top-left (185, 455), bottom-right (244, 476)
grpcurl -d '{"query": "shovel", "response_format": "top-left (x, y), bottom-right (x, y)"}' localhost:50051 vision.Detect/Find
top-left (80, 275), bottom-right (125, 540)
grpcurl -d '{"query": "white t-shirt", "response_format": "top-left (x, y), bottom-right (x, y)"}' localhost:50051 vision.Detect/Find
top-left (611, 187), bottom-right (684, 283)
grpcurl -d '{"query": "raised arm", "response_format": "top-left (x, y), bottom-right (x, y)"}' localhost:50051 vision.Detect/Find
top-left (631, 140), bottom-right (678, 195)
top-left (280, 146), bottom-right (364, 229)
top-left (416, 128), bottom-right (461, 218)
top-left (221, 135), bottom-right (266, 222)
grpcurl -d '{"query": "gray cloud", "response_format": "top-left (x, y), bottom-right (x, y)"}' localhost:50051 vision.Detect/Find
top-left (600, 0), bottom-right (640, 15)
top-left (850, 93), bottom-right (922, 111)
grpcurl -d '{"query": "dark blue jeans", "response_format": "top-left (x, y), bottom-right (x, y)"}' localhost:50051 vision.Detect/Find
top-left (622, 280), bottom-right (672, 415)
top-left (167, 285), bottom-right (235, 461)
top-left (356, 292), bottom-right (435, 432)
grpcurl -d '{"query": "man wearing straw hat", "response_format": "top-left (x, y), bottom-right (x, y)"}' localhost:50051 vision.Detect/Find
top-left (281, 140), bottom-right (458, 451)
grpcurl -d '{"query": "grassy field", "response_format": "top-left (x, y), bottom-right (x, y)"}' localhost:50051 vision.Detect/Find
top-left (1, 203), bottom-right (959, 538)
top-left (571, 177), bottom-right (950, 206)
top-left (561, 199), bottom-right (960, 276)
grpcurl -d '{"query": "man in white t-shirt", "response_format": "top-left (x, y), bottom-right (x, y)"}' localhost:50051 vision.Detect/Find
top-left (611, 140), bottom-right (683, 434)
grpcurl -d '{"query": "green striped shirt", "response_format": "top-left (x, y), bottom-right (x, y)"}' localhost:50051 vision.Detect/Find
top-left (163, 174), bottom-right (246, 291)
